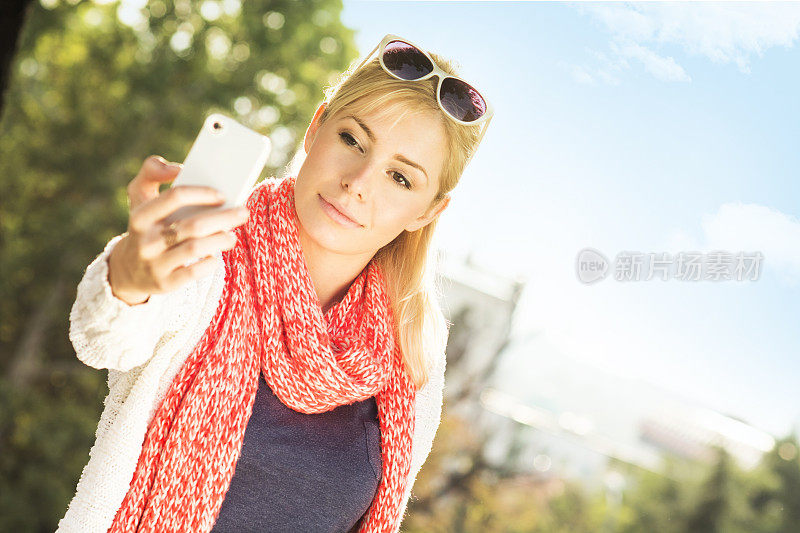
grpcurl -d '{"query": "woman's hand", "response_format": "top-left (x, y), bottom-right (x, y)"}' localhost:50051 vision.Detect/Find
top-left (107, 155), bottom-right (250, 305)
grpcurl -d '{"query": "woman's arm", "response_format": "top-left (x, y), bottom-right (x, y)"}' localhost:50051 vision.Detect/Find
top-left (69, 232), bottom-right (225, 371)
top-left (394, 345), bottom-right (447, 530)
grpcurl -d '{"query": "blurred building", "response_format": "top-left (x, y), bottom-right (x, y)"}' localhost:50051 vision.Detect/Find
top-left (434, 251), bottom-right (776, 493)
top-left (638, 404), bottom-right (774, 470)
top-left (476, 354), bottom-right (776, 492)
top-left (436, 250), bottom-right (525, 417)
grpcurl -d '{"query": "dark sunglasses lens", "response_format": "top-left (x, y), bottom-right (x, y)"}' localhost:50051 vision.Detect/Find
top-left (440, 77), bottom-right (487, 122)
top-left (383, 40), bottom-right (434, 80)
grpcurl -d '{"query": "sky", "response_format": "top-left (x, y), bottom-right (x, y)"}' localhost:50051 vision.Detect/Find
top-left (340, 1), bottom-right (800, 438)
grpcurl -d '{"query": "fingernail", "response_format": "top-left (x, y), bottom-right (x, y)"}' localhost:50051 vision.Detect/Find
top-left (157, 157), bottom-right (180, 169)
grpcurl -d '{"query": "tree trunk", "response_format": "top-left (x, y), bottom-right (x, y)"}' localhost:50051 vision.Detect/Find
top-left (0, 0), bottom-right (34, 119)
top-left (7, 275), bottom-right (69, 388)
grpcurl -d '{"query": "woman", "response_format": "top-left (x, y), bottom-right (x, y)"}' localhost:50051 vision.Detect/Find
top-left (59, 34), bottom-right (493, 533)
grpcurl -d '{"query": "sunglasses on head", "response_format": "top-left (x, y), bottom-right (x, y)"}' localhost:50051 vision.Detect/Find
top-left (354, 34), bottom-right (494, 136)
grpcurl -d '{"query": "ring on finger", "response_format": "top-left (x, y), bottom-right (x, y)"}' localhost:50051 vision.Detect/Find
top-left (161, 221), bottom-right (180, 248)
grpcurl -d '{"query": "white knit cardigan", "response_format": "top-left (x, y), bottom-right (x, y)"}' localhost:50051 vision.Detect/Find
top-left (57, 233), bottom-right (446, 533)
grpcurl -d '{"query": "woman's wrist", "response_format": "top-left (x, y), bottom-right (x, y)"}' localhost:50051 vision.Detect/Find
top-left (107, 235), bottom-right (151, 306)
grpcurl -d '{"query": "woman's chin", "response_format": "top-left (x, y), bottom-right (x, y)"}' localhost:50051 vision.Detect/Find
top-left (297, 214), bottom-right (349, 251)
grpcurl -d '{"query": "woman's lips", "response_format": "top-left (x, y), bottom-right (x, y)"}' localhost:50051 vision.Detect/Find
top-left (318, 194), bottom-right (362, 228)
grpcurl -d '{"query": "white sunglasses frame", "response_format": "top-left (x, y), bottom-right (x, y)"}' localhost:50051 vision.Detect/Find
top-left (353, 33), bottom-right (494, 148)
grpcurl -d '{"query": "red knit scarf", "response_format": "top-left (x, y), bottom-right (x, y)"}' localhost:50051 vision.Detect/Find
top-left (108, 175), bottom-right (416, 532)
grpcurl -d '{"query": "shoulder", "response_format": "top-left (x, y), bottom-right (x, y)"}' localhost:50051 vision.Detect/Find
top-left (410, 346), bottom-right (446, 460)
top-left (415, 322), bottom-right (448, 406)
top-left (418, 346), bottom-right (446, 400)
top-left (400, 345), bottom-right (446, 527)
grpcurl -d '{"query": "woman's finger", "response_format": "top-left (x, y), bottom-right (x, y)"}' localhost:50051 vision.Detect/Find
top-left (127, 155), bottom-right (183, 211)
top-left (162, 254), bottom-right (221, 290)
top-left (129, 185), bottom-right (225, 234)
top-left (154, 231), bottom-right (237, 276)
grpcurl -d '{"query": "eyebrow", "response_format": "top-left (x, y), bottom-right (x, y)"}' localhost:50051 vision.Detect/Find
top-left (344, 114), bottom-right (429, 184)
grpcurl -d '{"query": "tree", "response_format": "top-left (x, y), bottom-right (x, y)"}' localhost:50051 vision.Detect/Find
top-left (0, 0), bottom-right (34, 117)
top-left (0, 1), bottom-right (356, 529)
top-left (744, 433), bottom-right (800, 533)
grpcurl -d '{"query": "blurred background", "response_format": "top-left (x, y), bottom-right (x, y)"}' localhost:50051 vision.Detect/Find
top-left (1, 1), bottom-right (799, 531)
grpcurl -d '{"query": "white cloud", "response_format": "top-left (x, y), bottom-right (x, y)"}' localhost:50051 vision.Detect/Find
top-left (611, 40), bottom-right (691, 82)
top-left (572, 2), bottom-right (800, 82)
top-left (584, 2), bottom-right (658, 42)
top-left (666, 203), bottom-right (800, 286)
top-left (558, 50), bottom-right (626, 87)
top-left (557, 60), bottom-right (596, 84)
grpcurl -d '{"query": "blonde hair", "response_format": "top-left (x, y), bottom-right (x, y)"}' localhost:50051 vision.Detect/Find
top-left (289, 50), bottom-right (488, 390)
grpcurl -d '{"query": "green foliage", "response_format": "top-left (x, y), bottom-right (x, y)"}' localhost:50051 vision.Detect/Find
top-left (0, 373), bottom-right (106, 532)
top-left (742, 433), bottom-right (800, 533)
top-left (614, 457), bottom-right (689, 533)
top-left (0, 0), bottom-right (355, 529)
top-left (5, 3), bottom-right (800, 532)
top-left (402, 409), bottom-right (800, 533)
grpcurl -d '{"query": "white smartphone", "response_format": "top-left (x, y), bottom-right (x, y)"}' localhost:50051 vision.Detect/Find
top-left (162, 113), bottom-right (271, 225)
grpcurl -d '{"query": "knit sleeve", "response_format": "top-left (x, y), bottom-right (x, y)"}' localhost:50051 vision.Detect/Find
top-left (68, 232), bottom-right (224, 372)
top-left (395, 345), bottom-right (447, 530)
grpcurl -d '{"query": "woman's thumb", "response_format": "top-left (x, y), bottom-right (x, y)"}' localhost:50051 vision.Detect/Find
top-left (128, 155), bottom-right (184, 210)
top-left (149, 155), bottom-right (183, 179)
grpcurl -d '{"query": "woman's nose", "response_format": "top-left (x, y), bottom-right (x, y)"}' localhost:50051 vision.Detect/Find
top-left (341, 165), bottom-right (373, 200)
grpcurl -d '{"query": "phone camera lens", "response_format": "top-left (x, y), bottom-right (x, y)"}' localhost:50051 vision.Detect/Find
top-left (212, 121), bottom-right (222, 131)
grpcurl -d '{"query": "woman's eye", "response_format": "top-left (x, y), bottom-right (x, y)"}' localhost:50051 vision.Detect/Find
top-left (339, 131), bottom-right (360, 150)
top-left (339, 131), bottom-right (411, 189)
top-left (391, 171), bottom-right (411, 189)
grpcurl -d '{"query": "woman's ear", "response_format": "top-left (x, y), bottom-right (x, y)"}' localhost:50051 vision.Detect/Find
top-left (303, 102), bottom-right (328, 155)
top-left (405, 194), bottom-right (451, 233)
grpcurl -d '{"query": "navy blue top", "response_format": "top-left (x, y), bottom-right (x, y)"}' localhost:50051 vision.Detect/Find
top-left (211, 374), bottom-right (382, 533)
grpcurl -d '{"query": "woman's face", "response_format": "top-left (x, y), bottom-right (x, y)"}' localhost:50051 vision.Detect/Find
top-left (294, 102), bottom-right (450, 257)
